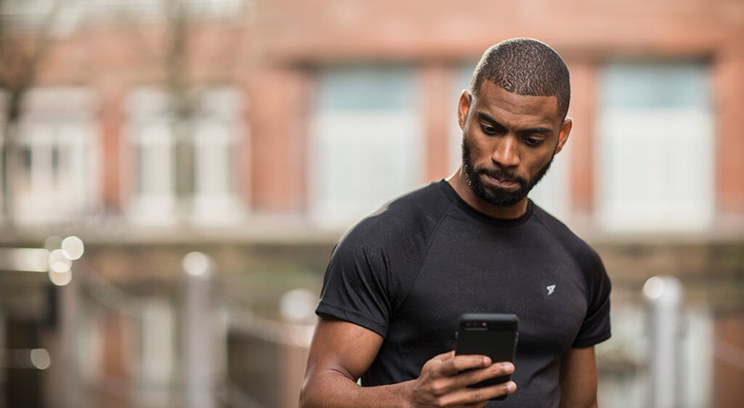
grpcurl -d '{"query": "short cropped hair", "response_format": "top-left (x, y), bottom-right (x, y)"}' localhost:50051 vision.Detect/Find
top-left (471, 38), bottom-right (571, 120)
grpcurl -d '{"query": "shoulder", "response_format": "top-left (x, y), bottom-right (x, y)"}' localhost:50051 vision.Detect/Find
top-left (531, 204), bottom-right (606, 277)
top-left (325, 182), bottom-right (455, 311)
top-left (334, 181), bottom-right (454, 257)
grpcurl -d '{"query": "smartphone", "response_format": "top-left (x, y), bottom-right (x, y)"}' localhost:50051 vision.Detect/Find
top-left (455, 313), bottom-right (519, 399)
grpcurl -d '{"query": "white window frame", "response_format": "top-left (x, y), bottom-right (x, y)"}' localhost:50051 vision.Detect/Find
top-left (125, 87), bottom-right (245, 226)
top-left (125, 88), bottom-right (176, 225)
top-left (8, 88), bottom-right (99, 225)
top-left (191, 87), bottom-right (246, 225)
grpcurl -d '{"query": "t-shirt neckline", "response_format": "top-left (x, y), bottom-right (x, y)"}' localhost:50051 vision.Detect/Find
top-left (437, 179), bottom-right (534, 228)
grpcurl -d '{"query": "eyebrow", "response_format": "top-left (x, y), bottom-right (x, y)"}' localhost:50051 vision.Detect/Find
top-left (475, 111), bottom-right (554, 137)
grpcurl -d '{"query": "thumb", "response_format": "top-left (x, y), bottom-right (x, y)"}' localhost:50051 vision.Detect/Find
top-left (433, 350), bottom-right (456, 362)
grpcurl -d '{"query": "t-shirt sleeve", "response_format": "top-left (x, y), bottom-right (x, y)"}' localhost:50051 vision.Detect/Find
top-left (315, 229), bottom-right (392, 338)
top-left (572, 248), bottom-right (612, 348)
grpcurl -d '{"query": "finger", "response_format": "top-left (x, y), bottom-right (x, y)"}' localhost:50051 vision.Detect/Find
top-left (456, 403), bottom-right (487, 408)
top-left (438, 354), bottom-right (492, 376)
top-left (431, 362), bottom-right (514, 396)
top-left (447, 381), bottom-right (516, 405)
top-left (451, 362), bottom-right (514, 389)
top-left (438, 395), bottom-right (490, 408)
top-left (446, 402), bottom-right (487, 408)
top-left (438, 381), bottom-right (516, 406)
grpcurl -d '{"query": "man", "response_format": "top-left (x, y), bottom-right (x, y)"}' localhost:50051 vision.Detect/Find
top-left (301, 38), bottom-right (612, 408)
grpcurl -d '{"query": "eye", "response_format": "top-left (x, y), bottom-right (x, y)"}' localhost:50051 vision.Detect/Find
top-left (480, 123), bottom-right (498, 135)
top-left (523, 137), bottom-right (544, 147)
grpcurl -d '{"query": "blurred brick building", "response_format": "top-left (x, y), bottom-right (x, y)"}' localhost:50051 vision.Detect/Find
top-left (1, 0), bottom-right (743, 407)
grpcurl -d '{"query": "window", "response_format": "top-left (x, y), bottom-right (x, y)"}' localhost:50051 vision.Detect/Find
top-left (310, 66), bottom-right (423, 225)
top-left (449, 64), bottom-right (572, 219)
top-left (126, 87), bottom-right (244, 226)
top-left (191, 88), bottom-right (244, 225)
top-left (4, 88), bottom-right (99, 225)
top-left (126, 89), bottom-right (176, 225)
top-left (596, 62), bottom-right (714, 232)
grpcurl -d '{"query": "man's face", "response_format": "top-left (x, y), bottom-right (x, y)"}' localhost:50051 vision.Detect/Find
top-left (457, 81), bottom-right (572, 207)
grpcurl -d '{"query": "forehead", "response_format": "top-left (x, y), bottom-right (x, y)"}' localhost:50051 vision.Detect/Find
top-left (472, 81), bottom-right (560, 128)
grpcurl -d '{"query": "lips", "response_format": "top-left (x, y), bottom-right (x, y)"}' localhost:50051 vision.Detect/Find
top-left (482, 173), bottom-right (520, 190)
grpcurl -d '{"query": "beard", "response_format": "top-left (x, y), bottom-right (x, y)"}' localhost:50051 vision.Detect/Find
top-left (461, 136), bottom-right (554, 207)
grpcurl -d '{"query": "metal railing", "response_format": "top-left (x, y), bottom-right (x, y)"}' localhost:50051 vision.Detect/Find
top-left (4, 240), bottom-right (744, 408)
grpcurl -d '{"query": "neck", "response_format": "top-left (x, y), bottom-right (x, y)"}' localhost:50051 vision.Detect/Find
top-left (446, 167), bottom-right (529, 220)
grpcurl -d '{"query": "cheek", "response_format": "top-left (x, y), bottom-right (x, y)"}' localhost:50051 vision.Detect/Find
top-left (525, 150), bottom-right (554, 173)
top-left (465, 134), bottom-right (493, 164)
top-left (465, 126), bottom-right (495, 151)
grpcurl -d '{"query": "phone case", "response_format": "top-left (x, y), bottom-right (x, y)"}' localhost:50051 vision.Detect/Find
top-left (455, 313), bottom-right (519, 399)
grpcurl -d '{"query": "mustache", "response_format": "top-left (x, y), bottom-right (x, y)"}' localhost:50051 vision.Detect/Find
top-left (476, 167), bottom-right (527, 186)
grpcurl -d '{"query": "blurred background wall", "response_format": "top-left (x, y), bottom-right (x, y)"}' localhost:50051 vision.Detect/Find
top-left (0, 0), bottom-right (743, 407)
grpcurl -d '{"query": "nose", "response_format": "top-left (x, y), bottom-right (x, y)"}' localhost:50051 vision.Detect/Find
top-left (491, 136), bottom-right (521, 168)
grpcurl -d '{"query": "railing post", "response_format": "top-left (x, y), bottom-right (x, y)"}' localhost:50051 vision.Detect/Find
top-left (643, 276), bottom-right (684, 408)
top-left (182, 252), bottom-right (215, 408)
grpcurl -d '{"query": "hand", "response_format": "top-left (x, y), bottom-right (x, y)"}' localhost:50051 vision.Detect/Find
top-left (407, 351), bottom-right (517, 408)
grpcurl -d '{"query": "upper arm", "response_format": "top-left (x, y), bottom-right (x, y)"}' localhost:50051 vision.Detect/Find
top-left (303, 315), bottom-right (385, 384)
top-left (559, 346), bottom-right (599, 408)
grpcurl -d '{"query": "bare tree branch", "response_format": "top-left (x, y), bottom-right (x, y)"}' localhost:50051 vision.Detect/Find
top-left (0, 0), bottom-right (65, 228)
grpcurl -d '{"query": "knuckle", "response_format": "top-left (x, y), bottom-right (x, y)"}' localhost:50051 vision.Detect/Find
top-left (468, 390), bottom-right (485, 403)
top-left (450, 359), bottom-right (464, 371)
top-left (424, 362), bottom-right (442, 377)
top-left (466, 370), bottom-right (483, 385)
top-left (429, 379), bottom-right (447, 396)
top-left (464, 373), bottom-right (481, 385)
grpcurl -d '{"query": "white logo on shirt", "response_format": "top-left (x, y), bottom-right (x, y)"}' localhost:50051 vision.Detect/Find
top-left (546, 285), bottom-right (556, 296)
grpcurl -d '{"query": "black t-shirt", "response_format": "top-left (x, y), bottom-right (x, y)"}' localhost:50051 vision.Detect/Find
top-left (316, 181), bottom-right (611, 407)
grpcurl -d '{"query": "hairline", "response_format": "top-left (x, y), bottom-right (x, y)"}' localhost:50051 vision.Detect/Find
top-left (469, 81), bottom-right (567, 124)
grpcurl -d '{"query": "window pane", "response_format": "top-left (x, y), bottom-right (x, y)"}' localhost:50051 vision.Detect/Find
top-left (312, 66), bottom-right (422, 224)
top-left (597, 61), bottom-right (714, 231)
top-left (601, 61), bottom-right (710, 109)
top-left (319, 66), bottom-right (415, 111)
top-left (126, 101), bottom-right (176, 226)
top-left (192, 88), bottom-right (244, 225)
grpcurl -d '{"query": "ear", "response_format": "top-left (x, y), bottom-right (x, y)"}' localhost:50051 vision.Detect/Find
top-left (457, 90), bottom-right (472, 131)
top-left (554, 118), bottom-right (572, 155)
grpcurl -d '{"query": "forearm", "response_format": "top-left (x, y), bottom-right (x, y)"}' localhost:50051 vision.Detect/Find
top-left (559, 397), bottom-right (597, 408)
top-left (301, 371), bottom-right (412, 408)
top-left (559, 347), bottom-right (599, 408)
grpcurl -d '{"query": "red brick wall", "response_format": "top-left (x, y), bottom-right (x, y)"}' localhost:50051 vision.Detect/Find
top-left (14, 0), bottom-right (743, 216)
top-left (714, 36), bottom-right (744, 213)
top-left (715, 313), bottom-right (744, 408)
